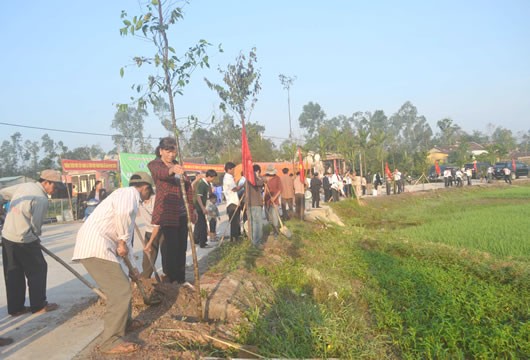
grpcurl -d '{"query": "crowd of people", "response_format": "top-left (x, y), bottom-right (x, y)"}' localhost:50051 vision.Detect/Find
top-left (5, 135), bottom-right (518, 353)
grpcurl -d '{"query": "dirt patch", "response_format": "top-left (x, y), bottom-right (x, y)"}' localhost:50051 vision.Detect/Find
top-left (72, 245), bottom-right (284, 360)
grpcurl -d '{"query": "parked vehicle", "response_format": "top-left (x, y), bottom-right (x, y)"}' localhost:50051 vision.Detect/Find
top-left (493, 161), bottom-right (529, 180)
top-left (464, 162), bottom-right (491, 179)
top-left (428, 165), bottom-right (458, 182)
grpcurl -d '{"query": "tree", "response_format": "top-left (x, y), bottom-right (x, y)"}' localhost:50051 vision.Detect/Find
top-left (187, 128), bottom-right (222, 163)
top-left (63, 145), bottom-right (106, 160)
top-left (23, 140), bottom-right (40, 178)
top-left (298, 102), bottom-right (326, 138)
top-left (389, 101), bottom-right (433, 174)
top-left (120, 0), bottom-right (217, 320)
top-left (205, 47), bottom-right (261, 246)
top-left (279, 74), bottom-right (296, 140)
top-left (205, 48), bottom-right (261, 126)
top-left (491, 126), bottom-right (516, 157)
top-left (436, 118), bottom-right (461, 146)
top-left (39, 133), bottom-right (67, 169)
top-left (111, 107), bottom-right (151, 153)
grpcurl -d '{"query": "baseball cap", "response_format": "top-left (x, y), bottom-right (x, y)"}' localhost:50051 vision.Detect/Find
top-left (40, 169), bottom-right (62, 183)
top-left (129, 172), bottom-right (154, 187)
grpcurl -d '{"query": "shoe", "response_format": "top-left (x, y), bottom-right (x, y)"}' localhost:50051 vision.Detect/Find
top-left (0, 337), bottom-right (14, 347)
top-left (33, 302), bottom-right (59, 314)
top-left (126, 319), bottom-right (145, 333)
top-left (10, 306), bottom-right (31, 317)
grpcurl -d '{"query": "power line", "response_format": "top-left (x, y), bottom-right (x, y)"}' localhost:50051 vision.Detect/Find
top-left (0, 121), bottom-right (163, 140)
top-left (0, 121), bottom-right (304, 144)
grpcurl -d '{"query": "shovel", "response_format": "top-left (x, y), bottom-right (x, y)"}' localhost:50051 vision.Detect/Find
top-left (273, 204), bottom-right (293, 238)
top-left (38, 243), bottom-right (107, 301)
top-left (134, 223), bottom-right (161, 283)
top-left (121, 255), bottom-right (162, 306)
top-left (264, 184), bottom-right (292, 239)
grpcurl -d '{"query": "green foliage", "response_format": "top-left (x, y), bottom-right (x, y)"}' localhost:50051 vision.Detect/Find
top-left (205, 48), bottom-right (261, 124)
top-left (213, 183), bottom-right (530, 358)
top-left (111, 107), bottom-right (152, 154)
top-left (119, 1), bottom-right (217, 134)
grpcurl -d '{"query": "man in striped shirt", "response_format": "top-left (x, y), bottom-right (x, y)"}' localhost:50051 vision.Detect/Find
top-left (72, 172), bottom-right (154, 355)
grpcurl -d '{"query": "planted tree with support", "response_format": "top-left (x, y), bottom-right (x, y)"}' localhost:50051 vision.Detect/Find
top-left (205, 48), bottom-right (261, 243)
top-left (119, 0), bottom-right (220, 321)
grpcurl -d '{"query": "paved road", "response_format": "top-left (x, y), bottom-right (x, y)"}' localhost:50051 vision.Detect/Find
top-left (0, 207), bottom-right (229, 359)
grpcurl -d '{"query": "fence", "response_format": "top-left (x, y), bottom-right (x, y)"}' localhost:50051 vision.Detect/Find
top-left (46, 198), bottom-right (79, 222)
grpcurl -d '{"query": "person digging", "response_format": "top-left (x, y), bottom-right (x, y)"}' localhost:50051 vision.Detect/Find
top-left (72, 172), bottom-right (155, 355)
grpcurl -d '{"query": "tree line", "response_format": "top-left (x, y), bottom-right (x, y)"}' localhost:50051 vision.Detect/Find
top-left (1, 101), bottom-right (529, 180)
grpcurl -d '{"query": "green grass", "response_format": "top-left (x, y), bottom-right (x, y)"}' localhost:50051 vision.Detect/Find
top-left (211, 182), bottom-right (530, 359)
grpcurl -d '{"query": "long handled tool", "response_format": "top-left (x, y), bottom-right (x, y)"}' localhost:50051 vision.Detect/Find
top-left (134, 223), bottom-right (161, 283)
top-left (39, 243), bottom-right (107, 301)
top-left (273, 204), bottom-right (292, 238)
top-left (121, 255), bottom-right (161, 306)
top-left (264, 184), bottom-right (292, 239)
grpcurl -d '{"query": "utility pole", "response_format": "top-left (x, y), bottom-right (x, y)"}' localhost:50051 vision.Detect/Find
top-left (279, 74), bottom-right (297, 141)
top-left (279, 74), bottom-right (296, 170)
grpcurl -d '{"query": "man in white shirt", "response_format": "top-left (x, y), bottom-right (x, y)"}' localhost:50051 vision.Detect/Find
top-left (503, 167), bottom-right (512, 184)
top-left (1, 169), bottom-right (63, 316)
top-left (223, 162), bottom-right (243, 242)
top-left (137, 194), bottom-right (162, 279)
top-left (330, 172), bottom-right (342, 201)
top-left (72, 172), bottom-right (154, 355)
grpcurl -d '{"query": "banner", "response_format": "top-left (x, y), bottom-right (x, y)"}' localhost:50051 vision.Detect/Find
top-left (512, 159), bottom-right (516, 172)
top-left (119, 153), bottom-right (225, 187)
top-left (435, 161), bottom-right (441, 176)
top-left (62, 159), bottom-right (118, 172)
top-left (119, 153), bottom-right (156, 187)
top-left (385, 162), bottom-right (393, 179)
top-left (241, 121), bottom-right (255, 186)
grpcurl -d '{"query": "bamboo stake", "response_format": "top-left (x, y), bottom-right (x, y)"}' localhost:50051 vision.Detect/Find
top-left (156, 1), bottom-right (202, 321)
top-left (155, 328), bottom-right (265, 359)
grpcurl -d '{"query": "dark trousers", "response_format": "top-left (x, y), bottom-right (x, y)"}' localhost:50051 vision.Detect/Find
top-left (160, 219), bottom-right (188, 283)
top-left (141, 231), bottom-right (163, 279)
top-left (311, 189), bottom-right (320, 208)
top-left (2, 238), bottom-right (48, 314)
top-left (323, 188), bottom-right (331, 202)
top-left (504, 174), bottom-right (512, 184)
top-left (209, 218), bottom-right (217, 233)
top-left (281, 198), bottom-right (294, 220)
top-left (226, 203), bottom-right (241, 241)
top-left (332, 189), bottom-right (340, 202)
top-left (295, 193), bottom-right (305, 220)
top-left (193, 210), bottom-right (208, 246)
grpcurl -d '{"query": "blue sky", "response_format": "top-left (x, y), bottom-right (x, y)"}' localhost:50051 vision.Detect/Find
top-left (1, 0), bottom-right (529, 151)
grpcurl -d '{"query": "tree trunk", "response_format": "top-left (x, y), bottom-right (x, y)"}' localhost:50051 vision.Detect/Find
top-left (157, 2), bottom-right (202, 321)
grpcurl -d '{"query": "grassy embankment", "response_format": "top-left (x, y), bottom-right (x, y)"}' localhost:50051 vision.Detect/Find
top-left (210, 183), bottom-right (530, 359)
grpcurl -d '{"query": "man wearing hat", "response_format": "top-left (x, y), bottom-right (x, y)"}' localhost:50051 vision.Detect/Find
top-left (0, 169), bottom-right (63, 316)
top-left (264, 164), bottom-right (283, 239)
top-left (72, 172), bottom-right (154, 355)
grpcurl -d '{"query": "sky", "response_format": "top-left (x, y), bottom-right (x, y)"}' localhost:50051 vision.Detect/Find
top-left (1, 0), bottom-right (529, 152)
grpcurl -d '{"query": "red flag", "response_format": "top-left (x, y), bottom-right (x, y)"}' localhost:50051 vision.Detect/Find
top-left (473, 160), bottom-right (477, 172)
top-left (385, 162), bottom-right (393, 179)
top-left (512, 159), bottom-right (516, 172)
top-left (298, 148), bottom-right (305, 183)
top-left (241, 121), bottom-right (255, 186)
top-left (334, 159), bottom-right (338, 175)
top-left (435, 161), bottom-right (441, 176)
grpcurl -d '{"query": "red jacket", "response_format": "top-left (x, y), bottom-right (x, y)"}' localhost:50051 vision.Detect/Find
top-left (148, 158), bottom-right (195, 227)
